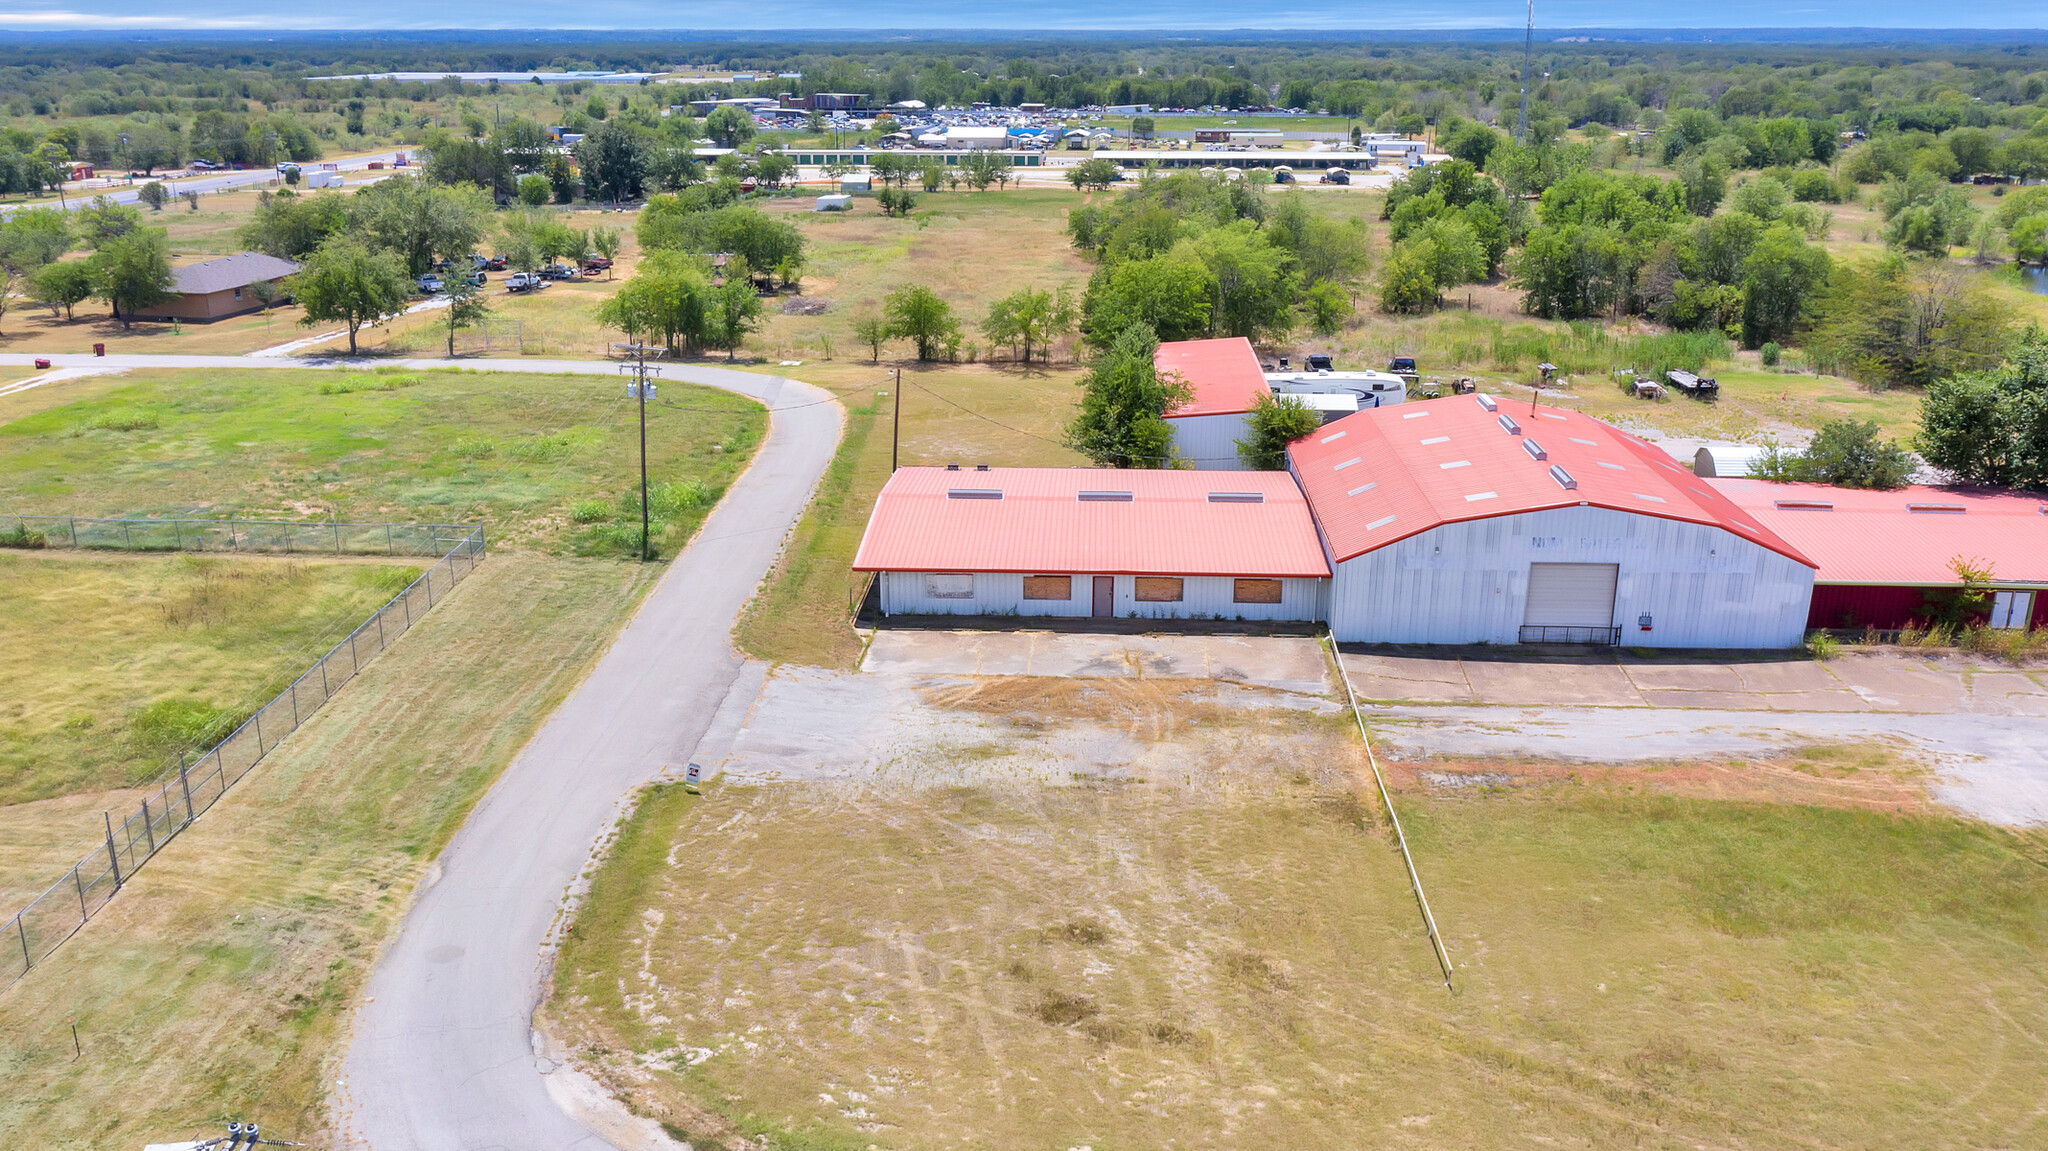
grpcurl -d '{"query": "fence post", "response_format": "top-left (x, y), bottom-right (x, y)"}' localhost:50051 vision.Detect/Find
top-left (104, 812), bottom-right (123, 889)
top-left (291, 681), bottom-right (300, 728)
top-left (173, 519), bottom-right (181, 549)
top-left (179, 755), bottom-right (196, 825)
top-left (377, 608), bottom-right (387, 647)
top-left (320, 658), bottom-right (330, 700)
top-left (231, 518), bottom-right (239, 552)
top-left (139, 798), bottom-right (155, 855)
top-left (16, 916), bottom-right (27, 972)
top-left (123, 521), bottom-right (131, 549)
top-left (69, 517), bottom-right (78, 547)
top-left (387, 523), bottom-right (394, 555)
top-left (254, 709), bottom-right (264, 755)
top-left (74, 865), bottom-right (87, 917)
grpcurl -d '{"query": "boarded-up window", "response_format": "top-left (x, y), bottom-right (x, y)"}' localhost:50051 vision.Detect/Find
top-left (1233, 578), bottom-right (1283, 604)
top-left (1022, 575), bottom-right (1071, 601)
top-left (1134, 577), bottom-right (1184, 602)
top-left (925, 573), bottom-right (974, 599)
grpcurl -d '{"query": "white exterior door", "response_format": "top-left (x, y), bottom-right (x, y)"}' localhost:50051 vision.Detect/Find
top-left (1523, 563), bottom-right (1620, 628)
top-left (1989, 590), bottom-right (2035, 630)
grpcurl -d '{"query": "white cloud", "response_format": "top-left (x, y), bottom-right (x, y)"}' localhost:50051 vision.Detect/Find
top-left (0, 10), bottom-right (267, 24)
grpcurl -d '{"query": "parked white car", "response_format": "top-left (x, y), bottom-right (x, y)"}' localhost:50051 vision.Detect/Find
top-left (416, 274), bottom-right (445, 294)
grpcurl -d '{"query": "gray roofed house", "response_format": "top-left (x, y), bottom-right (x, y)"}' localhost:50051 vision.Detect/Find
top-left (136, 252), bottom-right (301, 323)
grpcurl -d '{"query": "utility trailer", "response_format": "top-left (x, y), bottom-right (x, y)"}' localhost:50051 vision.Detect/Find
top-left (1666, 369), bottom-right (1719, 399)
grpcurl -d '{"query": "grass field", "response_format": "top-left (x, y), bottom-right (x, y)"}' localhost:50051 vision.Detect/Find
top-left (0, 367), bottom-right (764, 556)
top-left (546, 736), bottom-right (2048, 1151)
top-left (0, 553), bottom-right (664, 1148)
top-left (0, 551), bottom-right (418, 811)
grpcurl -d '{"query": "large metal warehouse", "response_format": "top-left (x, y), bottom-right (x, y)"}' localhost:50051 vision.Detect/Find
top-left (1711, 480), bottom-right (2048, 631)
top-left (852, 466), bottom-right (1330, 620)
top-left (1155, 337), bottom-right (1270, 470)
top-left (1288, 394), bottom-right (1819, 648)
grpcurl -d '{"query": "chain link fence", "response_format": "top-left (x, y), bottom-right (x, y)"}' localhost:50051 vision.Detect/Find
top-left (2, 516), bottom-right (487, 988)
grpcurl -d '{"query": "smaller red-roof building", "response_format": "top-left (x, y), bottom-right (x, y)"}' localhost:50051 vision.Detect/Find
top-left (1710, 479), bottom-right (2048, 630)
top-left (1154, 337), bottom-right (1271, 470)
top-left (852, 466), bottom-right (1329, 620)
top-left (1289, 394), bottom-right (1817, 648)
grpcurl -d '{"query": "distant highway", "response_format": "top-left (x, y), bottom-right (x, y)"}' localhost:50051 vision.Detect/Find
top-left (0, 149), bottom-right (406, 215)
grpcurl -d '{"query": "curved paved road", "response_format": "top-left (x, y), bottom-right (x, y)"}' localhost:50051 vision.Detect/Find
top-left (0, 351), bottom-right (844, 1149)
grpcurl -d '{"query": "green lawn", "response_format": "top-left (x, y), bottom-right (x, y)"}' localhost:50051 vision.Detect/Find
top-left (0, 367), bottom-right (765, 556)
top-left (0, 552), bottom-right (417, 809)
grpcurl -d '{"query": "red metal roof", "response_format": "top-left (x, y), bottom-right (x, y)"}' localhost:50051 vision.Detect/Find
top-left (850, 467), bottom-right (1330, 578)
top-left (1709, 479), bottom-right (2048, 585)
top-left (1154, 337), bottom-right (1270, 418)
top-left (1287, 394), bottom-right (1815, 568)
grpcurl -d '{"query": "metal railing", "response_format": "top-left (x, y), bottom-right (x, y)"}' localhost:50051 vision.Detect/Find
top-left (7, 514), bottom-right (473, 556)
top-left (3, 518), bottom-right (487, 988)
top-left (1518, 625), bottom-right (1621, 646)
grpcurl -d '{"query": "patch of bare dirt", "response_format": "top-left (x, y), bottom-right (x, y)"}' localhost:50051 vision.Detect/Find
top-left (1385, 741), bottom-right (1936, 815)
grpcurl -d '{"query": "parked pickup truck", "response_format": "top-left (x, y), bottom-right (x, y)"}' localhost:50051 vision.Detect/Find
top-left (538, 263), bottom-right (578, 281)
top-left (580, 253), bottom-right (613, 272)
top-left (415, 274), bottom-right (445, 294)
top-left (505, 271), bottom-right (541, 293)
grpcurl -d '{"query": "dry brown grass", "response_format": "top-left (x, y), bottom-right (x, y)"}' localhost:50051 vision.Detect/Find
top-left (547, 754), bottom-right (2048, 1151)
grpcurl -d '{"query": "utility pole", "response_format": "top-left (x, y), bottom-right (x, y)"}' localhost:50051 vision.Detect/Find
top-left (1517, 0), bottom-right (1534, 146)
top-left (618, 347), bottom-right (662, 562)
top-left (890, 366), bottom-right (902, 472)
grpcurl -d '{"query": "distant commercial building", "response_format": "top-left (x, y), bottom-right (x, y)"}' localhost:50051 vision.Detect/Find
top-left (308, 71), bottom-right (656, 85)
top-left (134, 253), bottom-right (300, 322)
top-left (853, 467), bottom-right (1330, 621)
top-left (1194, 128), bottom-right (1284, 146)
top-left (937, 125), bottom-right (1012, 150)
top-left (688, 96), bottom-right (780, 115)
top-left (1710, 480), bottom-right (2048, 631)
top-left (780, 92), bottom-right (871, 112)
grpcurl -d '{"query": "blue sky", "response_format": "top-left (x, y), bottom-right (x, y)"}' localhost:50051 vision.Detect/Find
top-left (1, 0), bottom-right (2045, 31)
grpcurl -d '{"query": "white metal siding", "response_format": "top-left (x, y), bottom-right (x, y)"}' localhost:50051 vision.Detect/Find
top-left (1165, 412), bottom-right (1253, 470)
top-left (880, 571), bottom-right (1325, 621)
top-left (1325, 505), bottom-right (1813, 648)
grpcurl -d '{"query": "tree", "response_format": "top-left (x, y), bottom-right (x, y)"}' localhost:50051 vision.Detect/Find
top-left (517, 174), bottom-right (551, 206)
top-left (1805, 257), bottom-right (2013, 387)
top-left (30, 261), bottom-right (94, 321)
top-left (1064, 322), bottom-right (1191, 468)
top-left (0, 207), bottom-right (72, 272)
top-left (1080, 253), bottom-right (1215, 347)
top-left (1738, 224), bottom-right (1832, 348)
top-left (576, 122), bottom-right (650, 204)
top-left (77, 196), bottom-right (142, 249)
top-left (121, 122), bottom-right (181, 174)
top-left (981, 285), bottom-right (1079, 365)
top-left (137, 181), bottom-right (168, 211)
top-left (1753, 420), bottom-right (1915, 489)
top-left (1377, 242), bottom-right (1441, 313)
top-left (709, 266), bottom-right (764, 360)
top-left (589, 226), bottom-right (622, 278)
top-left (1304, 278), bottom-right (1352, 335)
top-left (349, 177), bottom-right (492, 277)
top-left (1179, 222), bottom-right (1299, 343)
top-left (853, 311), bottom-right (890, 362)
top-left (595, 250), bottom-right (734, 356)
top-left (1918, 325), bottom-right (2048, 490)
top-left (289, 237), bottom-right (410, 355)
top-left (884, 284), bottom-right (959, 361)
top-left (1236, 392), bottom-right (1322, 469)
top-left (876, 187), bottom-right (918, 218)
top-left (240, 190), bottom-right (348, 259)
top-left (1131, 116), bottom-right (1156, 140)
top-left (1068, 158), bottom-right (1122, 191)
top-left (704, 105), bottom-right (757, 149)
top-left (86, 228), bottom-right (173, 328)
top-left (442, 275), bottom-right (492, 357)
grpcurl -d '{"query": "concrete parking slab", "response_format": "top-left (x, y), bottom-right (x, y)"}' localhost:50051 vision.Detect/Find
top-left (1458, 658), bottom-right (1647, 707)
top-left (861, 630), bottom-right (1332, 695)
top-left (1619, 660), bottom-right (1751, 693)
top-left (1963, 671), bottom-right (2048, 716)
top-left (1727, 659), bottom-right (1843, 694)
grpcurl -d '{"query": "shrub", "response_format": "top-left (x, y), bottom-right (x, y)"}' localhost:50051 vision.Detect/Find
top-left (0, 524), bottom-right (48, 549)
top-left (569, 499), bottom-right (611, 524)
top-left (1760, 341), bottom-right (1781, 366)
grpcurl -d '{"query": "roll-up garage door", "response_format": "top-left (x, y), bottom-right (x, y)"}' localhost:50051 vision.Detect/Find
top-left (1523, 563), bottom-right (1619, 627)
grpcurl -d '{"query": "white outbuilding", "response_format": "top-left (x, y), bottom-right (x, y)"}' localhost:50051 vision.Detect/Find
top-left (851, 467), bottom-right (1330, 621)
top-left (1288, 394), bottom-right (1819, 648)
top-left (1155, 337), bottom-right (1272, 471)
